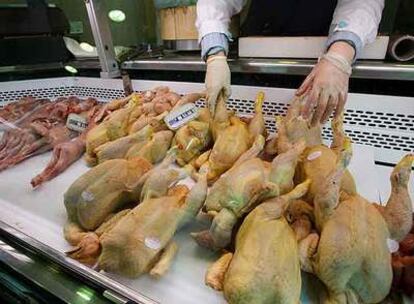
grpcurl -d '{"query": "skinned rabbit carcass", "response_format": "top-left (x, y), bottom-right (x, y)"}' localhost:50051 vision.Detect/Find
top-left (31, 104), bottom-right (102, 188)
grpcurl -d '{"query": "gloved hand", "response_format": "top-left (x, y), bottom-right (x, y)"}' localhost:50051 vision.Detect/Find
top-left (205, 53), bottom-right (231, 117)
top-left (296, 42), bottom-right (354, 126)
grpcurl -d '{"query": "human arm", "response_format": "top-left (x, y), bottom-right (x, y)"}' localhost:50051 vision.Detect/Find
top-left (196, 0), bottom-right (246, 60)
top-left (196, 0), bottom-right (246, 115)
top-left (297, 0), bottom-right (384, 124)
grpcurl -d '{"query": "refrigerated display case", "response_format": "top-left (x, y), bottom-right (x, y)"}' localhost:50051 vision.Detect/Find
top-left (0, 76), bottom-right (413, 303)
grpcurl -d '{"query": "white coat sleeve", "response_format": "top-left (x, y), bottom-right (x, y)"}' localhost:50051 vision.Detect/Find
top-left (327, 0), bottom-right (384, 59)
top-left (196, 0), bottom-right (246, 40)
top-left (196, 0), bottom-right (246, 60)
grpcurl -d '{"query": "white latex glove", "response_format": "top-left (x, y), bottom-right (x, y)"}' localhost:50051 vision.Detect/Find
top-left (296, 42), bottom-right (354, 126)
top-left (205, 53), bottom-right (231, 116)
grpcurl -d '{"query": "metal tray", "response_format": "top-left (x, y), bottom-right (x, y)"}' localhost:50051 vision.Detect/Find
top-left (0, 77), bottom-right (413, 303)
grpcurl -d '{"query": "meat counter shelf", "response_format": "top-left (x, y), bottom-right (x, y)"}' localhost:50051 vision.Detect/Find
top-left (0, 77), bottom-right (413, 303)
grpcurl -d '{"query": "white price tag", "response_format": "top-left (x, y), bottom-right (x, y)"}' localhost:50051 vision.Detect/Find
top-left (66, 113), bottom-right (88, 132)
top-left (386, 238), bottom-right (399, 253)
top-left (164, 103), bottom-right (199, 130)
top-left (307, 150), bottom-right (322, 161)
top-left (144, 237), bottom-right (161, 250)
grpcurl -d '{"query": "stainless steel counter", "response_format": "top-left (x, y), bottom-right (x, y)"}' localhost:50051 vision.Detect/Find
top-left (122, 55), bottom-right (414, 81)
top-left (1, 56), bottom-right (413, 81)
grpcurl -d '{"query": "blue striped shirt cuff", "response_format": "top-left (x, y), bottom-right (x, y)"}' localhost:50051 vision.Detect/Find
top-left (200, 33), bottom-right (229, 61)
top-left (326, 31), bottom-right (363, 62)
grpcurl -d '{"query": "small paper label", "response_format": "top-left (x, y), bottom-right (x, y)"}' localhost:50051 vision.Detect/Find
top-left (81, 191), bottom-right (95, 202)
top-left (164, 103), bottom-right (199, 130)
top-left (307, 151), bottom-right (322, 161)
top-left (144, 237), bottom-right (161, 250)
top-left (386, 238), bottom-right (399, 253)
top-left (66, 113), bottom-right (88, 132)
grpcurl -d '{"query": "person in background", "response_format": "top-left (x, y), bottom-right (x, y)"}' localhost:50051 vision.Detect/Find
top-left (196, 0), bottom-right (384, 125)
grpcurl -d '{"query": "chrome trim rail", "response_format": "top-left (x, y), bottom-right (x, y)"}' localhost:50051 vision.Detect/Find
top-left (122, 57), bottom-right (414, 81)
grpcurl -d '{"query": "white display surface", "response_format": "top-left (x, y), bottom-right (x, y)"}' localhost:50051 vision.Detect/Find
top-left (0, 141), bottom-right (404, 303)
top-left (0, 77), bottom-right (412, 303)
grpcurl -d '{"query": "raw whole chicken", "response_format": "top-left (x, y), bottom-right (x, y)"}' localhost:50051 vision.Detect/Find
top-left (275, 97), bottom-right (356, 203)
top-left (392, 217), bottom-right (414, 296)
top-left (94, 125), bottom-right (153, 164)
top-left (125, 130), bottom-right (174, 164)
top-left (97, 167), bottom-right (207, 277)
top-left (172, 108), bottom-right (212, 166)
top-left (203, 92), bottom-right (266, 183)
top-left (64, 153), bottom-right (191, 269)
top-left (63, 156), bottom-right (152, 236)
top-left (85, 94), bottom-right (142, 166)
top-left (192, 138), bottom-right (306, 250)
top-left (205, 180), bottom-right (310, 304)
top-left (299, 138), bottom-right (413, 303)
top-left (86, 89), bottom-right (203, 166)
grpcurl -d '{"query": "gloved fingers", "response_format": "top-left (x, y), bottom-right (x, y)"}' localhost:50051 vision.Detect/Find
top-left (223, 84), bottom-right (231, 98)
top-left (207, 94), bottom-right (217, 117)
top-left (311, 90), bottom-right (329, 126)
top-left (301, 86), bottom-right (320, 120)
top-left (335, 91), bottom-right (347, 118)
top-left (206, 90), bottom-right (219, 117)
top-left (296, 72), bottom-right (315, 96)
top-left (321, 95), bottom-right (337, 124)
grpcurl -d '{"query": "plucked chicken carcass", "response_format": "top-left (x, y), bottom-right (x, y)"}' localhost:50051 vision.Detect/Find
top-left (125, 130), bottom-right (174, 164)
top-left (64, 153), bottom-right (193, 270)
top-left (201, 91), bottom-right (266, 183)
top-left (172, 108), bottom-right (212, 166)
top-left (97, 166), bottom-right (207, 277)
top-left (86, 89), bottom-right (204, 166)
top-left (299, 138), bottom-right (413, 303)
top-left (273, 97), bottom-right (356, 204)
top-left (191, 137), bottom-right (306, 250)
top-left (85, 93), bottom-right (142, 166)
top-left (94, 125), bottom-right (153, 164)
top-left (63, 156), bottom-right (153, 248)
top-left (392, 216), bottom-right (414, 296)
top-left (205, 180), bottom-right (310, 304)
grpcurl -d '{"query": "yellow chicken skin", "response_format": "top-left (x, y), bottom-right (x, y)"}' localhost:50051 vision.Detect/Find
top-left (63, 157), bottom-right (152, 232)
top-left (274, 97), bottom-right (356, 203)
top-left (125, 130), bottom-right (174, 164)
top-left (64, 151), bottom-right (187, 266)
top-left (205, 180), bottom-right (310, 304)
top-left (173, 108), bottom-right (212, 166)
top-left (85, 95), bottom-right (142, 166)
top-left (299, 140), bottom-right (413, 303)
top-left (192, 138), bottom-right (306, 250)
top-left (98, 169), bottom-right (208, 278)
top-left (94, 125), bottom-right (153, 164)
top-left (206, 92), bottom-right (266, 183)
